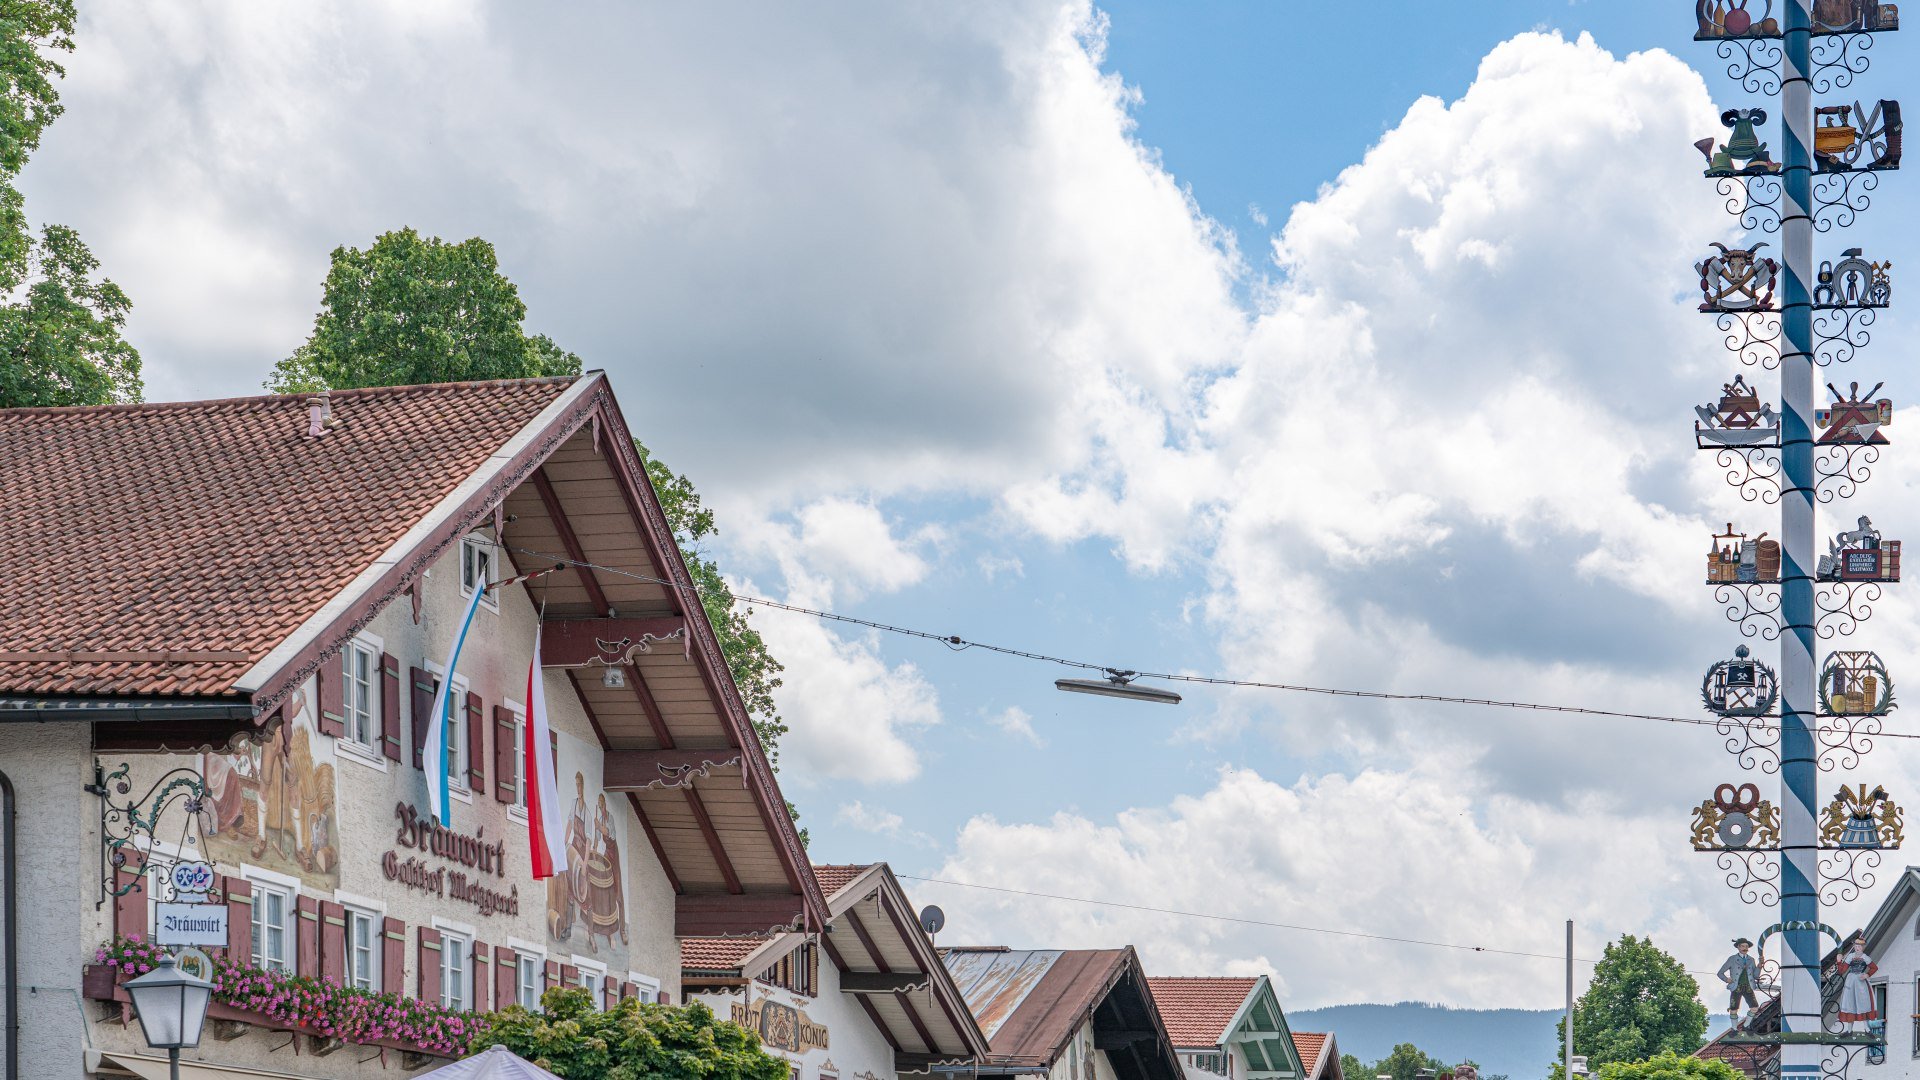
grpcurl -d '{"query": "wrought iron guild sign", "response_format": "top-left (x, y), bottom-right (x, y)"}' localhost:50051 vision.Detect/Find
top-left (1707, 525), bottom-right (1783, 583)
top-left (1816, 515), bottom-right (1902, 581)
top-left (1698, 243), bottom-right (1781, 309)
top-left (1693, 782), bottom-right (1784, 849)
top-left (1702, 645), bottom-right (1782, 715)
top-left (1816, 381), bottom-right (1893, 443)
top-left (1820, 650), bottom-right (1895, 714)
top-left (1818, 784), bottom-right (1903, 848)
top-left (1697, 375), bottom-right (1783, 446)
top-left (1813, 249), bottom-right (1892, 307)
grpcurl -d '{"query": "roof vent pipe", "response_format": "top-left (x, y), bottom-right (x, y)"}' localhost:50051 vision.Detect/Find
top-left (306, 391), bottom-right (337, 437)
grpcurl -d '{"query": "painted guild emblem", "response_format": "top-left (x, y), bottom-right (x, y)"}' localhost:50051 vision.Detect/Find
top-left (1819, 784), bottom-right (1903, 849)
top-left (1696, 374), bottom-right (1781, 447)
top-left (1817, 515), bottom-right (1901, 582)
top-left (1820, 650), bottom-right (1895, 716)
top-left (1813, 0), bottom-right (1901, 31)
top-left (1696, 0), bottom-right (1780, 37)
top-left (1698, 243), bottom-right (1780, 311)
top-left (1814, 249), bottom-right (1892, 308)
top-left (1707, 524), bottom-right (1782, 584)
top-left (1699, 109), bottom-right (1780, 176)
top-left (1692, 782), bottom-right (1781, 851)
top-left (1814, 100), bottom-right (1903, 172)
top-left (1816, 381), bottom-right (1893, 445)
top-left (1702, 645), bottom-right (1781, 717)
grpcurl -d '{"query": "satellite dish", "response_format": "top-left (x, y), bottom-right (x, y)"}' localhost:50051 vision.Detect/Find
top-left (919, 905), bottom-right (946, 935)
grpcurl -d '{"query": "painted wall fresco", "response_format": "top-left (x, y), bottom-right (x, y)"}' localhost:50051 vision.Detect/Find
top-left (546, 729), bottom-right (629, 968)
top-left (199, 680), bottom-right (340, 890)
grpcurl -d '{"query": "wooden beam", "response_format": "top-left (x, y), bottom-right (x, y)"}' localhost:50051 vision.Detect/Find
top-left (532, 467), bottom-right (614, 615)
top-left (673, 893), bottom-right (804, 937)
top-left (841, 972), bottom-right (934, 994)
top-left (824, 933), bottom-right (906, 1053)
top-left (894, 990), bottom-right (941, 1055)
top-left (683, 788), bottom-right (743, 894)
top-left (563, 670), bottom-right (615, 748)
top-left (604, 748), bottom-right (743, 790)
top-left (878, 888), bottom-right (981, 1048)
top-left (627, 792), bottom-right (682, 894)
top-left (540, 617), bottom-right (687, 667)
top-left (845, 908), bottom-right (891, 972)
top-left (846, 907), bottom-right (939, 1053)
top-left (626, 665), bottom-right (676, 748)
top-left (1096, 1032), bottom-right (1160, 1051)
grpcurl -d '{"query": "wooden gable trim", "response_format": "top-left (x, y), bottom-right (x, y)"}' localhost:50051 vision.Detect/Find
top-left (530, 466), bottom-right (613, 616)
top-left (683, 788), bottom-right (743, 894)
top-left (822, 932), bottom-right (905, 1053)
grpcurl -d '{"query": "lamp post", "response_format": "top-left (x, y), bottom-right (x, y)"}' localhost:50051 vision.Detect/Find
top-left (123, 953), bottom-right (213, 1080)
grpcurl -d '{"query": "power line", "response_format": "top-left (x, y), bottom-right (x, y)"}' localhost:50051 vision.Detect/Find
top-left (506, 544), bottom-right (1919, 742)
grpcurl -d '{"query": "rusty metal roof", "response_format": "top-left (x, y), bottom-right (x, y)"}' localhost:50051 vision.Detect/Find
top-left (939, 946), bottom-right (1182, 1080)
top-left (942, 948), bottom-right (1064, 1041)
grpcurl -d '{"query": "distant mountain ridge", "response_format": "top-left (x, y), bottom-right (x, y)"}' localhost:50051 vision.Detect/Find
top-left (1286, 1002), bottom-right (1558, 1080)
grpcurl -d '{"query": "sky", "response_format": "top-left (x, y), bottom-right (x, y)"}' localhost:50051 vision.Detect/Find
top-left (30, 1), bottom-right (1920, 1014)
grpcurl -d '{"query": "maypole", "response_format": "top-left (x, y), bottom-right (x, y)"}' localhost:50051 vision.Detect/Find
top-left (1690, 0), bottom-right (1904, 1073)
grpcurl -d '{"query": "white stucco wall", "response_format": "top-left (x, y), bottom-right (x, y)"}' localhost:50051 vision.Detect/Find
top-left (691, 947), bottom-right (902, 1080)
top-left (41, 540), bottom-right (685, 1078)
top-left (1869, 915), bottom-right (1919, 1066)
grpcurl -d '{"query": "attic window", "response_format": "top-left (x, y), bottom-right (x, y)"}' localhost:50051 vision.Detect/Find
top-left (461, 536), bottom-right (500, 612)
top-left (1190, 1054), bottom-right (1229, 1077)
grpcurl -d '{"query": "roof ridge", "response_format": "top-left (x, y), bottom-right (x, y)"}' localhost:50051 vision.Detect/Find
top-left (0, 373), bottom-right (589, 418)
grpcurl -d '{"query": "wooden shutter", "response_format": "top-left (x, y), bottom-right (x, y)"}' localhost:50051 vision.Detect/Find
top-left (295, 895), bottom-right (321, 977)
top-left (316, 650), bottom-right (346, 738)
top-left (603, 979), bottom-right (618, 1011)
top-left (471, 940), bottom-right (490, 1013)
top-left (112, 868), bottom-right (146, 942)
top-left (544, 959), bottom-right (559, 990)
top-left (417, 926), bottom-right (443, 1004)
top-left (381, 652), bottom-right (404, 762)
top-left (560, 963), bottom-right (579, 994)
top-left (222, 877), bottom-right (253, 962)
top-left (657, 989), bottom-right (671, 1005)
top-left (494, 705), bottom-right (518, 803)
top-left (411, 666), bottom-right (434, 769)
top-left (465, 691), bottom-right (486, 791)
top-left (383, 917), bottom-right (406, 997)
top-left (318, 901), bottom-right (347, 985)
top-left (495, 945), bottom-right (518, 1010)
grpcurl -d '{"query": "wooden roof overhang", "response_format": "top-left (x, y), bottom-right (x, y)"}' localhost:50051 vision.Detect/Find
top-left (1219, 978), bottom-right (1306, 1080)
top-left (217, 372), bottom-right (823, 936)
top-left (954, 949), bottom-right (1182, 1080)
top-left (682, 865), bottom-right (990, 1073)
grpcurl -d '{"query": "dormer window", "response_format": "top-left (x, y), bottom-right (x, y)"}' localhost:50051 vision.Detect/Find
top-left (461, 535), bottom-right (500, 612)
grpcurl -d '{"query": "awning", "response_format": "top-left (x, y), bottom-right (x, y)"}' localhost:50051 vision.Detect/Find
top-left (86, 1048), bottom-right (343, 1080)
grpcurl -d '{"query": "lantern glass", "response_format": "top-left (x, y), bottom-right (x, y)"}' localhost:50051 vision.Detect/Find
top-left (124, 954), bottom-right (214, 1050)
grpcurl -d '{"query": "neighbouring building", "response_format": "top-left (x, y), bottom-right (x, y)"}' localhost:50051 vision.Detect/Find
top-left (1145, 976), bottom-right (1316, 1080)
top-left (681, 863), bottom-right (989, 1080)
top-left (939, 946), bottom-right (1184, 1080)
top-left (1287, 1033), bottom-right (1341, 1080)
top-left (0, 375), bottom-right (825, 1078)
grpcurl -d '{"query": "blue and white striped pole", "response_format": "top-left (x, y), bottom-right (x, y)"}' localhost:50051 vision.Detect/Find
top-left (1777, 2), bottom-right (1821, 1074)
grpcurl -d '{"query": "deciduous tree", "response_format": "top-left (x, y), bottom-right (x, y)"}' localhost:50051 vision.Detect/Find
top-left (477, 988), bottom-right (793, 1080)
top-left (1553, 935), bottom-right (1707, 1077)
top-left (1594, 1051), bottom-right (1742, 1080)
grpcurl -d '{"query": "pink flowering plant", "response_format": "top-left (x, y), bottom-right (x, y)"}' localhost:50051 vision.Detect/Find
top-left (97, 936), bottom-right (483, 1056)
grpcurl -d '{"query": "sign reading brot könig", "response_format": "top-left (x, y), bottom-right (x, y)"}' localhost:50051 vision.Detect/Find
top-left (733, 1000), bottom-right (830, 1054)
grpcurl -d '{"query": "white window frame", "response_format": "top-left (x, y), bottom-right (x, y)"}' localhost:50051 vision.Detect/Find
top-left (572, 954), bottom-right (609, 1010)
top-left (425, 663), bottom-right (474, 800)
top-left (242, 864), bottom-right (301, 974)
top-left (511, 936), bottom-right (547, 1011)
top-left (337, 634), bottom-right (386, 766)
top-left (504, 698), bottom-right (528, 820)
top-left (435, 917), bottom-right (476, 1012)
top-left (629, 970), bottom-right (661, 1004)
top-left (335, 890), bottom-right (387, 993)
top-left (461, 535), bottom-right (500, 612)
top-left (134, 838), bottom-right (187, 932)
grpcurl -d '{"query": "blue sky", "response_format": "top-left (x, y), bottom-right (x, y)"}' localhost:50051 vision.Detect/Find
top-left (33, 1), bottom-right (1920, 1010)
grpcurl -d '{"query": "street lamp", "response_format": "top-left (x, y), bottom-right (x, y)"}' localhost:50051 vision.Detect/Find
top-left (123, 953), bottom-right (213, 1080)
top-left (1054, 670), bottom-right (1182, 705)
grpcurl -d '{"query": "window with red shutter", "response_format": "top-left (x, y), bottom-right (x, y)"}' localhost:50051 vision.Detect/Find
top-left (383, 917), bottom-right (406, 997)
top-left (222, 877), bottom-right (253, 960)
top-left (382, 653), bottom-right (404, 762)
top-left (472, 941), bottom-right (491, 1013)
top-left (295, 895), bottom-right (321, 977)
top-left (318, 901), bottom-right (347, 985)
top-left (465, 691), bottom-right (486, 791)
top-left (417, 927), bottom-right (443, 1004)
top-left (411, 666), bottom-right (434, 769)
top-left (316, 650), bottom-right (347, 738)
top-left (495, 945), bottom-right (518, 1011)
top-left (544, 959), bottom-right (559, 990)
top-left (113, 868), bottom-right (146, 942)
top-left (494, 705), bottom-right (519, 804)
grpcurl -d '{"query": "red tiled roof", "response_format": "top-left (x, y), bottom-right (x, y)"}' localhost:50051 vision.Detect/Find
top-left (812, 863), bottom-right (873, 897)
top-left (681, 936), bottom-right (769, 971)
top-left (1292, 1033), bottom-right (1329, 1078)
top-left (1144, 977), bottom-right (1258, 1047)
top-left (0, 378), bottom-right (576, 698)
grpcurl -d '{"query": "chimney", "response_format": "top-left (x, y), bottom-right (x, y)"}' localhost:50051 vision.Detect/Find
top-left (306, 391), bottom-right (338, 437)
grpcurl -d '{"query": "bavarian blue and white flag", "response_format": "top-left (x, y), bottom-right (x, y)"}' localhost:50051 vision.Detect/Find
top-left (423, 580), bottom-right (490, 827)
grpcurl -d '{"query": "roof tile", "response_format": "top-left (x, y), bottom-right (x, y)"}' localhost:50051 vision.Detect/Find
top-left (1144, 977), bottom-right (1259, 1047)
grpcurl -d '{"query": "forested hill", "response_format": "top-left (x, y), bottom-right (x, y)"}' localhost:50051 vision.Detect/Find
top-left (1286, 1002), bottom-right (1558, 1080)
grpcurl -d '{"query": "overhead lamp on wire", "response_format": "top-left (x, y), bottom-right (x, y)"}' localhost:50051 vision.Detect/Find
top-left (1054, 669), bottom-right (1181, 705)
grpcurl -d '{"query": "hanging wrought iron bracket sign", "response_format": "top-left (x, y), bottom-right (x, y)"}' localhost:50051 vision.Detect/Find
top-left (90, 761), bottom-right (212, 911)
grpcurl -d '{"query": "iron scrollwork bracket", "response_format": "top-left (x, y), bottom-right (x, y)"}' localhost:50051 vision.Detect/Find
top-left (1717, 446), bottom-right (1785, 503)
top-left (1718, 173), bottom-right (1784, 235)
top-left (93, 761), bottom-right (210, 910)
top-left (1817, 579), bottom-right (1883, 638)
top-left (1815, 442), bottom-right (1880, 501)
top-left (1813, 306), bottom-right (1877, 366)
top-left (1715, 581), bottom-right (1786, 640)
top-left (1719, 35), bottom-right (1786, 94)
top-left (1814, 168), bottom-right (1880, 232)
top-left (1717, 310), bottom-right (1783, 369)
top-left (1810, 31), bottom-right (1876, 93)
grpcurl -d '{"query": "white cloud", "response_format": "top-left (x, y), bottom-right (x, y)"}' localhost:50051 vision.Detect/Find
top-left (734, 498), bottom-right (938, 606)
top-left (978, 554), bottom-right (1026, 582)
top-left (836, 800), bottom-right (935, 847)
top-left (986, 705), bottom-right (1046, 747)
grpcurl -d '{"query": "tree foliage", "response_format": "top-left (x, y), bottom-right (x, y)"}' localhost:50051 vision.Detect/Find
top-left (1341, 1053), bottom-right (1368, 1080)
top-left (266, 228), bottom-right (580, 393)
top-left (1554, 935), bottom-right (1707, 1076)
top-left (1368, 1043), bottom-right (1447, 1080)
top-left (0, 1), bottom-right (143, 409)
top-left (475, 988), bottom-right (793, 1080)
top-left (1593, 1052), bottom-right (1743, 1080)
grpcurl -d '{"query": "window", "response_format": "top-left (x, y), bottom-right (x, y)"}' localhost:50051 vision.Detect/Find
top-left (756, 941), bottom-right (819, 997)
top-left (517, 953), bottom-right (543, 1010)
top-left (440, 930), bottom-right (470, 1011)
top-left (343, 639), bottom-right (380, 753)
top-left (250, 881), bottom-right (294, 973)
top-left (428, 667), bottom-right (471, 794)
top-left (345, 907), bottom-right (380, 991)
top-left (630, 971), bottom-right (661, 1004)
top-left (461, 536), bottom-right (499, 611)
top-left (508, 704), bottom-right (528, 811)
top-left (574, 956), bottom-right (609, 1010)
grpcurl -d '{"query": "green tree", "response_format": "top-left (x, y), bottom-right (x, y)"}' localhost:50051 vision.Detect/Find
top-left (1371, 1043), bottom-right (1446, 1080)
top-left (1341, 1053), bottom-right (1368, 1080)
top-left (1594, 1052), bottom-right (1742, 1080)
top-left (1553, 935), bottom-right (1707, 1078)
top-left (266, 228), bottom-right (580, 393)
top-left (476, 987), bottom-right (793, 1080)
top-left (0, 1), bottom-right (144, 408)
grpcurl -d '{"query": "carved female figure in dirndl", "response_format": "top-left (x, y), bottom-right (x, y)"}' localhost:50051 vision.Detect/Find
top-left (1837, 939), bottom-right (1879, 1031)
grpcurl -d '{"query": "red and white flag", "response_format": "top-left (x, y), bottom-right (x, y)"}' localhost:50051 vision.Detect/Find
top-left (524, 633), bottom-right (568, 878)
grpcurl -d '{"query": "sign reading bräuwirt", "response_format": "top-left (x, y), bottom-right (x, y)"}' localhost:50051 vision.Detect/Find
top-left (154, 903), bottom-right (229, 947)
